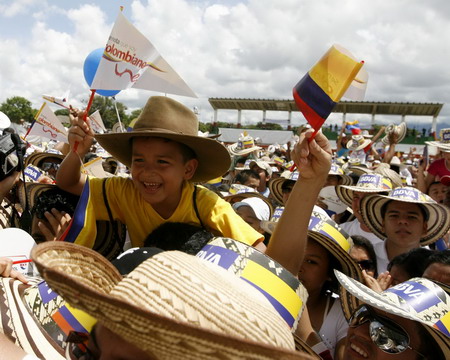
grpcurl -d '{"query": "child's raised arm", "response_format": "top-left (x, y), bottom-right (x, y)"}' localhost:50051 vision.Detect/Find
top-left (265, 130), bottom-right (332, 275)
top-left (56, 109), bottom-right (94, 195)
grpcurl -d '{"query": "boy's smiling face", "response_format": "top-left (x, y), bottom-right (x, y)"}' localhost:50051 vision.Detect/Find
top-left (131, 137), bottom-right (198, 218)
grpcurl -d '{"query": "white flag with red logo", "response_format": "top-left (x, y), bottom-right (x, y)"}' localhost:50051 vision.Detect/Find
top-left (89, 110), bottom-right (106, 134)
top-left (91, 11), bottom-right (196, 97)
top-left (25, 102), bottom-right (68, 143)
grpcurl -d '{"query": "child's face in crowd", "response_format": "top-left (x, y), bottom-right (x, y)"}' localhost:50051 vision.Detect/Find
top-left (298, 239), bottom-right (330, 295)
top-left (382, 201), bottom-right (427, 246)
top-left (235, 205), bottom-right (263, 233)
top-left (428, 182), bottom-right (447, 204)
top-left (131, 137), bottom-right (198, 218)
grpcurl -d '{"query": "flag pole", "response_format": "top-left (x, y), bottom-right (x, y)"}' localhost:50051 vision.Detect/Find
top-left (112, 96), bottom-right (124, 132)
top-left (73, 89), bottom-right (96, 153)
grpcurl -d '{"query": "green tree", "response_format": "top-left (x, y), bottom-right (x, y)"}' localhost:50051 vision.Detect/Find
top-left (88, 96), bottom-right (129, 130)
top-left (0, 96), bottom-right (36, 123)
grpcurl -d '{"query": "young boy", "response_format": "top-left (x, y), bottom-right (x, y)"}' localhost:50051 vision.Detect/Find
top-left (57, 96), bottom-right (265, 249)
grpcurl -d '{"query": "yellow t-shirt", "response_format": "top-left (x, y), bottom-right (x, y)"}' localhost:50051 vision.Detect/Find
top-left (75, 177), bottom-right (262, 248)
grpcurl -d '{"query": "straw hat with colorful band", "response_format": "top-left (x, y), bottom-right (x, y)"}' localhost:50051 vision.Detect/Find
top-left (17, 183), bottom-right (55, 211)
top-left (24, 151), bottom-right (64, 170)
top-left (95, 96), bottom-right (231, 183)
top-left (228, 131), bottom-right (262, 156)
top-left (307, 212), bottom-right (364, 320)
top-left (328, 164), bottom-right (353, 186)
top-left (426, 128), bottom-right (450, 151)
top-left (197, 237), bottom-right (308, 332)
top-left (346, 135), bottom-right (371, 151)
top-left (31, 242), bottom-right (315, 360)
top-left (0, 277), bottom-right (95, 359)
top-left (345, 164), bottom-right (372, 177)
top-left (23, 165), bottom-right (44, 182)
top-left (359, 187), bottom-right (450, 245)
top-left (269, 171), bottom-right (300, 205)
top-left (335, 271), bottom-right (450, 358)
top-left (381, 122), bottom-right (407, 145)
top-left (336, 173), bottom-right (393, 208)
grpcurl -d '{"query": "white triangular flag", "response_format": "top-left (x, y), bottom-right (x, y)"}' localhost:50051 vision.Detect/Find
top-left (25, 103), bottom-right (68, 143)
top-left (91, 12), bottom-right (196, 97)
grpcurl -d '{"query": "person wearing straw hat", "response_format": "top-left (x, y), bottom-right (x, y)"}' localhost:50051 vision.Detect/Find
top-left (359, 187), bottom-right (450, 275)
top-left (297, 211), bottom-right (363, 360)
top-left (422, 128), bottom-right (450, 191)
top-left (346, 135), bottom-right (372, 165)
top-left (335, 270), bottom-right (449, 359)
top-left (57, 96), bottom-right (266, 251)
top-left (337, 174), bottom-right (393, 247)
top-left (30, 242), bottom-right (315, 360)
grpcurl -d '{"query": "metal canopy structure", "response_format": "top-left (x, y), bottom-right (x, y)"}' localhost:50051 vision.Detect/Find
top-left (208, 98), bottom-right (443, 131)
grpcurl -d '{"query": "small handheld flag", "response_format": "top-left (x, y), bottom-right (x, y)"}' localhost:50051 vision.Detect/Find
top-left (293, 44), bottom-right (364, 139)
top-left (345, 120), bottom-right (361, 135)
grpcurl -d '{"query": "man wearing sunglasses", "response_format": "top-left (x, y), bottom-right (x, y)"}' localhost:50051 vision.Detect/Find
top-left (336, 271), bottom-right (449, 360)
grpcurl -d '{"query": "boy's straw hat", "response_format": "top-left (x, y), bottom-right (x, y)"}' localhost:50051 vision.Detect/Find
top-left (32, 242), bottom-right (314, 360)
top-left (346, 135), bottom-right (371, 151)
top-left (335, 271), bottom-right (450, 358)
top-left (359, 187), bottom-right (450, 245)
top-left (95, 96), bottom-right (231, 182)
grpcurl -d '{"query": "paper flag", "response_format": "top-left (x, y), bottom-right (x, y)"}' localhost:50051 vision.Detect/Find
top-left (89, 110), bottom-right (106, 134)
top-left (293, 44), bottom-right (364, 131)
top-left (91, 12), bottom-right (196, 98)
top-left (26, 103), bottom-right (68, 143)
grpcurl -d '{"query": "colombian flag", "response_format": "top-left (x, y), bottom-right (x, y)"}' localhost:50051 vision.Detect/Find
top-left (346, 120), bottom-right (361, 135)
top-left (293, 45), bottom-right (364, 131)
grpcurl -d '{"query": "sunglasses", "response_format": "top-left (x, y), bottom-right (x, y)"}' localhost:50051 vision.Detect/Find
top-left (41, 161), bottom-right (60, 171)
top-left (349, 305), bottom-right (425, 357)
top-left (357, 259), bottom-right (375, 271)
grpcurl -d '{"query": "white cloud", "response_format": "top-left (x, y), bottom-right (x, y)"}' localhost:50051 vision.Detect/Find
top-left (0, 0), bottom-right (449, 129)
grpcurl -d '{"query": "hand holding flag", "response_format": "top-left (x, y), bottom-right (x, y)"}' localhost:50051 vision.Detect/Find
top-left (293, 45), bottom-right (365, 139)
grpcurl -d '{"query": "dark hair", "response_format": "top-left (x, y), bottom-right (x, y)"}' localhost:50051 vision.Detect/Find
top-left (144, 222), bottom-right (213, 255)
top-left (234, 169), bottom-right (260, 185)
top-left (387, 247), bottom-right (435, 278)
top-left (350, 235), bottom-right (378, 277)
top-left (31, 188), bottom-right (80, 220)
top-left (423, 249), bottom-right (450, 269)
top-left (380, 200), bottom-right (429, 222)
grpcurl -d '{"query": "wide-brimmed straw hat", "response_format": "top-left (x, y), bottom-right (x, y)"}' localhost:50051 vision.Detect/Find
top-left (381, 122), bottom-right (407, 145)
top-left (197, 237), bottom-right (308, 332)
top-left (95, 96), bottom-right (231, 182)
top-left (0, 277), bottom-right (96, 360)
top-left (328, 163), bottom-right (353, 185)
top-left (306, 212), bottom-right (363, 320)
top-left (336, 173), bottom-right (393, 208)
top-left (360, 187), bottom-right (450, 245)
top-left (227, 131), bottom-right (262, 156)
top-left (426, 128), bottom-right (450, 151)
top-left (335, 271), bottom-right (450, 358)
top-left (346, 135), bottom-right (371, 151)
top-left (269, 171), bottom-right (300, 205)
top-left (24, 151), bottom-right (64, 168)
top-left (32, 242), bottom-right (314, 360)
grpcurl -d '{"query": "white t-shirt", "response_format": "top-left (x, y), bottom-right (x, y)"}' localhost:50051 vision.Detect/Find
top-left (340, 218), bottom-right (383, 246)
top-left (373, 241), bottom-right (390, 274)
top-left (319, 297), bottom-right (348, 356)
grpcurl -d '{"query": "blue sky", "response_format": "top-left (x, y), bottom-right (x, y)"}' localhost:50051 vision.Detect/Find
top-left (0, 0), bottom-right (449, 132)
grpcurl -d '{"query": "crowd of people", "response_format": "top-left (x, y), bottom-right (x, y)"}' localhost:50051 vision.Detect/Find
top-left (0, 96), bottom-right (449, 359)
